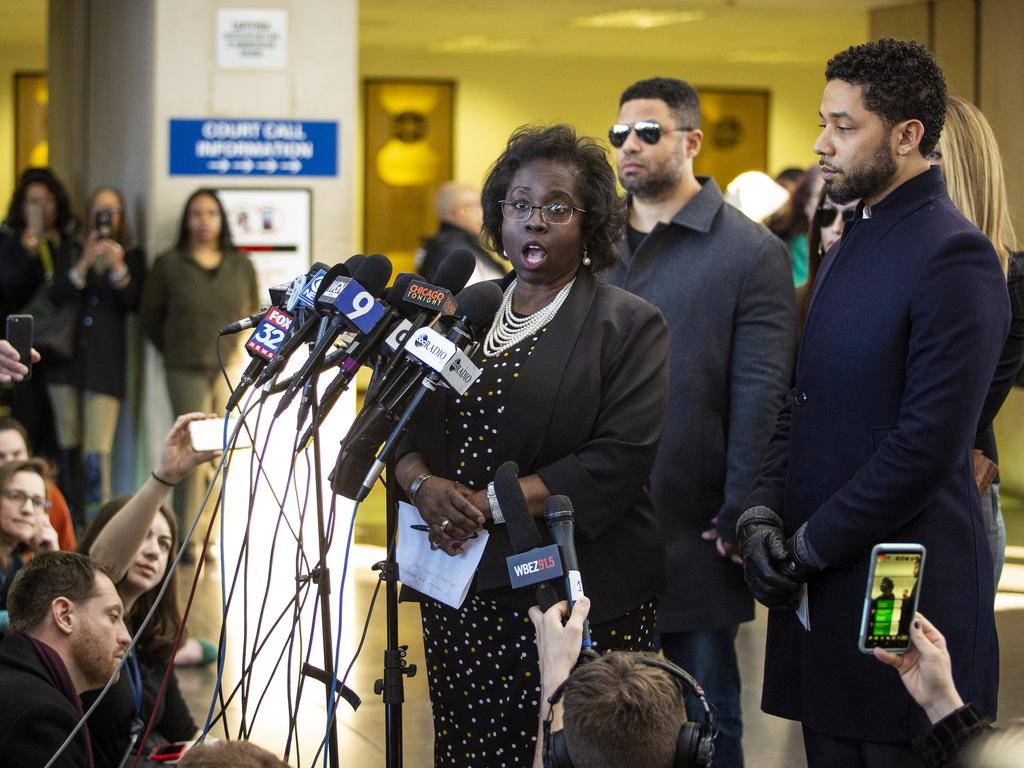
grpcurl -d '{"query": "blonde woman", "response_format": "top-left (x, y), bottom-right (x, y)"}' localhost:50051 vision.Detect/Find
top-left (930, 95), bottom-right (1024, 587)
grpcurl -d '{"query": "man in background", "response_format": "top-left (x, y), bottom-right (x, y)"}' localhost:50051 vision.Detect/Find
top-left (417, 181), bottom-right (504, 284)
top-left (603, 76), bottom-right (796, 768)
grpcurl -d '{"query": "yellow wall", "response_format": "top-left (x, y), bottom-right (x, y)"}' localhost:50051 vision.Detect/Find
top-left (360, 47), bottom-right (865, 205)
top-left (0, 40), bottom-right (47, 212)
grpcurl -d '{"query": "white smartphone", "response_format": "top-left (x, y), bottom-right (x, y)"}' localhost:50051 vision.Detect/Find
top-left (188, 417), bottom-right (251, 451)
top-left (858, 543), bottom-right (926, 654)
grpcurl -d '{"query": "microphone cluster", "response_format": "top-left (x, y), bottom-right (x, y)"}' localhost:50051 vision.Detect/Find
top-left (220, 248), bottom-right (502, 501)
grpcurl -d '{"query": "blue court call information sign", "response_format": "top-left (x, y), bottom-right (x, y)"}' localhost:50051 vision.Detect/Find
top-left (169, 118), bottom-right (338, 176)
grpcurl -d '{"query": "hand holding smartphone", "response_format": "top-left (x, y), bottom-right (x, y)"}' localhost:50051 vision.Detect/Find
top-left (5, 315), bottom-right (34, 380)
top-left (188, 416), bottom-right (251, 452)
top-left (859, 543), bottom-right (926, 654)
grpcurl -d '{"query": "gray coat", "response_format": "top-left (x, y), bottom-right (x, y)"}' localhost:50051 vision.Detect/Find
top-left (603, 177), bottom-right (796, 632)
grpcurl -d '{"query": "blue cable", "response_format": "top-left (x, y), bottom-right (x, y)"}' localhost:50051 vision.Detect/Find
top-left (321, 499), bottom-right (360, 768)
top-left (201, 410), bottom-right (236, 737)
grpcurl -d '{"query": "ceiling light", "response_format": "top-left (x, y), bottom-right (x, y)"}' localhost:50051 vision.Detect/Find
top-left (571, 9), bottom-right (706, 30)
top-left (429, 36), bottom-right (527, 53)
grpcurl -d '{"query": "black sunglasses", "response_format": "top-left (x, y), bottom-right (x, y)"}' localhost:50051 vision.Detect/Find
top-left (608, 120), bottom-right (691, 148)
top-left (816, 205), bottom-right (857, 228)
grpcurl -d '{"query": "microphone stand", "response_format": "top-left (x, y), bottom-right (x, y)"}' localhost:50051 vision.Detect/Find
top-left (296, 396), bottom-right (343, 768)
top-left (372, 454), bottom-right (417, 767)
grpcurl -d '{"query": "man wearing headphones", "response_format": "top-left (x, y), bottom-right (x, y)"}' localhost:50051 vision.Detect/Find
top-left (530, 597), bottom-right (714, 768)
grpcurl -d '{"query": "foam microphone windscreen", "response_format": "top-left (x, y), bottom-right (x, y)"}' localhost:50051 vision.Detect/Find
top-left (493, 460), bottom-right (541, 553)
top-left (353, 253), bottom-right (393, 298)
top-left (432, 249), bottom-right (477, 294)
top-left (344, 253), bottom-right (366, 273)
top-left (454, 281), bottom-right (503, 329)
top-left (386, 273), bottom-right (416, 308)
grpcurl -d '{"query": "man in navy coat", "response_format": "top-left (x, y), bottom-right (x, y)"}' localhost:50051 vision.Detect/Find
top-left (737, 39), bottom-right (1009, 767)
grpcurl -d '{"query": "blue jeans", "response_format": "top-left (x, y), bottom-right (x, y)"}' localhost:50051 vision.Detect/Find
top-left (659, 627), bottom-right (744, 768)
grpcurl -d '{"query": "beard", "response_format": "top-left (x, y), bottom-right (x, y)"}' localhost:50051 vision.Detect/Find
top-left (71, 625), bottom-right (122, 691)
top-left (619, 161), bottom-right (684, 199)
top-left (823, 138), bottom-right (897, 205)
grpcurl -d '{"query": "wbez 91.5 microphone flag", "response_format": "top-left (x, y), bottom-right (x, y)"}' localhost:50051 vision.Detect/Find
top-left (494, 461), bottom-right (563, 613)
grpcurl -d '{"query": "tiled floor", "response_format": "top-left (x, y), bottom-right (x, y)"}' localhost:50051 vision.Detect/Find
top-left (174, 495), bottom-right (1024, 767)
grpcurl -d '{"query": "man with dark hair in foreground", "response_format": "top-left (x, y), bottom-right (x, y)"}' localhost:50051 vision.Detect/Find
top-left (0, 551), bottom-right (131, 767)
top-left (530, 598), bottom-right (687, 768)
top-left (738, 38), bottom-right (1008, 767)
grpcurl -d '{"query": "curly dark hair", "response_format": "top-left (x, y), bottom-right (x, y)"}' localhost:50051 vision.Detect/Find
top-left (174, 188), bottom-right (235, 252)
top-left (619, 77), bottom-right (701, 130)
top-left (4, 167), bottom-right (76, 236)
top-left (825, 38), bottom-right (947, 156)
top-left (481, 124), bottom-right (625, 273)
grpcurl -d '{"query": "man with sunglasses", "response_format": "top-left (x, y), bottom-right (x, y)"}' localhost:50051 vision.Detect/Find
top-left (738, 40), bottom-right (1007, 767)
top-left (603, 77), bottom-right (797, 768)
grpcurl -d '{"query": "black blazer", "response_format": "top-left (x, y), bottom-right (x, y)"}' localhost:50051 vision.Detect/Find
top-left (0, 631), bottom-right (90, 767)
top-left (405, 268), bottom-right (669, 624)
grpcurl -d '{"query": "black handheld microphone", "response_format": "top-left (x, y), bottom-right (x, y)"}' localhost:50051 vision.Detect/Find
top-left (225, 261), bottom-right (330, 411)
top-left (220, 307), bottom-right (269, 336)
top-left (275, 254), bottom-right (393, 416)
top-left (330, 280), bottom-right (501, 500)
top-left (252, 262), bottom-right (350, 389)
top-left (368, 248), bottom-right (478, 399)
top-left (295, 273), bottom-right (418, 444)
top-left (544, 495), bottom-right (592, 648)
top-left (495, 461), bottom-right (561, 612)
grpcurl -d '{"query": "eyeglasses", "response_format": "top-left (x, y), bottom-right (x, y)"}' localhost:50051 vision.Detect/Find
top-left (816, 206), bottom-right (857, 228)
top-left (499, 199), bottom-right (586, 226)
top-left (608, 120), bottom-right (691, 148)
top-left (2, 488), bottom-right (51, 511)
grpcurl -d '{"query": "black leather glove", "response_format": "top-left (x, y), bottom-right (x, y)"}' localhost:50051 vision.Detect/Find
top-left (783, 524), bottom-right (824, 583)
top-left (736, 506), bottom-right (802, 609)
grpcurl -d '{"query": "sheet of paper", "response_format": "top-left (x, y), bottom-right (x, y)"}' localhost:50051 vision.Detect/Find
top-left (797, 584), bottom-right (810, 631)
top-left (396, 501), bottom-right (488, 610)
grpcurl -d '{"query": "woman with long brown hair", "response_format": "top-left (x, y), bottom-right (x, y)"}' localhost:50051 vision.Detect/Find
top-left (78, 412), bottom-right (219, 768)
top-left (930, 95), bottom-right (1024, 586)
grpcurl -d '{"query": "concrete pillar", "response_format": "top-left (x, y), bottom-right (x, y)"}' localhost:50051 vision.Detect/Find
top-left (46, 0), bottom-right (359, 479)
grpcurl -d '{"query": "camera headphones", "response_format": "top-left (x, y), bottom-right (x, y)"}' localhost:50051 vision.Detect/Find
top-left (542, 653), bottom-right (715, 768)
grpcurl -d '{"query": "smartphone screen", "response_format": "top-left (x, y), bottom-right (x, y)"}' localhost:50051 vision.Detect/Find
top-left (859, 544), bottom-right (925, 653)
top-left (188, 417), bottom-right (251, 452)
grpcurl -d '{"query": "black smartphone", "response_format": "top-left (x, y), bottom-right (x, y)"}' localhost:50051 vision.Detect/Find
top-left (94, 208), bottom-right (113, 237)
top-left (5, 315), bottom-right (33, 380)
top-left (858, 543), bottom-right (926, 654)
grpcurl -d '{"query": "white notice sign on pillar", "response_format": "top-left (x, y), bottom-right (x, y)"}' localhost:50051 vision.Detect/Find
top-left (216, 9), bottom-right (288, 70)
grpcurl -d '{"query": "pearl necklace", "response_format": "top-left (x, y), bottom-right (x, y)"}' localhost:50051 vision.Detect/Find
top-left (482, 278), bottom-right (574, 358)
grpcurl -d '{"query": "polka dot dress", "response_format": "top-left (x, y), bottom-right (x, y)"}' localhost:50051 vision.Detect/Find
top-left (418, 327), bottom-right (658, 767)
top-left (420, 595), bottom-right (656, 768)
top-left (445, 328), bottom-right (546, 490)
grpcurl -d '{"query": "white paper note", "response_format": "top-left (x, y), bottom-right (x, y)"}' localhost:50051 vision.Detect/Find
top-left (396, 501), bottom-right (488, 609)
top-left (797, 584), bottom-right (810, 631)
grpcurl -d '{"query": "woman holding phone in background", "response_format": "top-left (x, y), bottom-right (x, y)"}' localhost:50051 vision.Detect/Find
top-left (47, 187), bottom-right (146, 525)
top-left (0, 167), bottom-right (79, 465)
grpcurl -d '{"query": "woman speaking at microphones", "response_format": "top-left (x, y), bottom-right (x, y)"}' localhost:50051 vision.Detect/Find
top-left (395, 124), bottom-right (669, 768)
